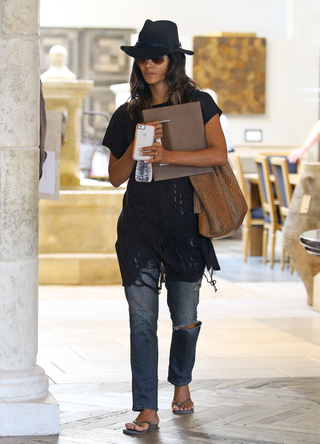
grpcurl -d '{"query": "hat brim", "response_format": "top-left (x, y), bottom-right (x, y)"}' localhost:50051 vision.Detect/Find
top-left (121, 45), bottom-right (194, 59)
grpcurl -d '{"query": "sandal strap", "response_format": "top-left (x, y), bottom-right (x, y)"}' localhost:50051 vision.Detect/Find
top-left (172, 397), bottom-right (191, 408)
top-left (134, 420), bottom-right (152, 426)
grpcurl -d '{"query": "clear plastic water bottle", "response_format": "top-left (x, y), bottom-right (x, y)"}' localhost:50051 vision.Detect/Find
top-left (135, 160), bottom-right (153, 182)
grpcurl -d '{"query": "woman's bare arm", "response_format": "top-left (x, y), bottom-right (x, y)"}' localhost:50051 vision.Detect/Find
top-left (108, 143), bottom-right (136, 188)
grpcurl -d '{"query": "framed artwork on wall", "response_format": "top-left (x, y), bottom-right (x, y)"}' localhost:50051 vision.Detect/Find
top-left (193, 33), bottom-right (266, 114)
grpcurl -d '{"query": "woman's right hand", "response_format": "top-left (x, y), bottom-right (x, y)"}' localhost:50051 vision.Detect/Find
top-left (108, 121), bottom-right (163, 187)
top-left (145, 120), bottom-right (163, 140)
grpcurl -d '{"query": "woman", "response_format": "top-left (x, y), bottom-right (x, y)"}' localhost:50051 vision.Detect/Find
top-left (102, 19), bottom-right (227, 435)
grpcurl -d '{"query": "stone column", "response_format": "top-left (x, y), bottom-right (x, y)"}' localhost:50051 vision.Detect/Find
top-left (0, 0), bottom-right (59, 436)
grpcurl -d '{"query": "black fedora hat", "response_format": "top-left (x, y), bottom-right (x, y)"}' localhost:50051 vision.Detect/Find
top-left (121, 19), bottom-right (194, 59)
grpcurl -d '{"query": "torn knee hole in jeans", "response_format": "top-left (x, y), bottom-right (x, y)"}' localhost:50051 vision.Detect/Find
top-left (173, 321), bottom-right (201, 331)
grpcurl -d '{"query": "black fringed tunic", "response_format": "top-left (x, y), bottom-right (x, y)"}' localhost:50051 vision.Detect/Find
top-left (102, 90), bottom-right (221, 288)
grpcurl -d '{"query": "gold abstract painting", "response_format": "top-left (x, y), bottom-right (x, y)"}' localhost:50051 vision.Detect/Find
top-left (193, 36), bottom-right (266, 114)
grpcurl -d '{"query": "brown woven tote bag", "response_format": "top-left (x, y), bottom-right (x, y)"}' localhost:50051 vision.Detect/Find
top-left (189, 163), bottom-right (248, 240)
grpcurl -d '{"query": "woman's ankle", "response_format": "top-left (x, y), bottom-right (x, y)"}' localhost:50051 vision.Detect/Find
top-left (173, 384), bottom-right (191, 401)
top-left (136, 409), bottom-right (159, 419)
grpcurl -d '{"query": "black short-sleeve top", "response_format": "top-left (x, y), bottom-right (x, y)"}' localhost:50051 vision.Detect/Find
top-left (102, 90), bottom-right (222, 288)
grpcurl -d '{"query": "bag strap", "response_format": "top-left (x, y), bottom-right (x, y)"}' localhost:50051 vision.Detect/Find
top-left (193, 191), bottom-right (201, 214)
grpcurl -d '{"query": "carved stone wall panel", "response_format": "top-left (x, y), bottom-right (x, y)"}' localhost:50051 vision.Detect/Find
top-left (79, 28), bottom-right (134, 85)
top-left (193, 36), bottom-right (266, 114)
top-left (82, 87), bottom-right (115, 141)
top-left (40, 27), bottom-right (134, 137)
top-left (40, 28), bottom-right (80, 76)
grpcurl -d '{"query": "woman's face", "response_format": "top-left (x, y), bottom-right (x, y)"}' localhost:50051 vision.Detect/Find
top-left (137, 56), bottom-right (170, 87)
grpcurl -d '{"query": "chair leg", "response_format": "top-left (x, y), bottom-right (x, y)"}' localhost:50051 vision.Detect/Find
top-left (281, 241), bottom-right (285, 271)
top-left (242, 227), bottom-right (249, 262)
top-left (262, 227), bottom-right (268, 264)
top-left (270, 231), bottom-right (276, 269)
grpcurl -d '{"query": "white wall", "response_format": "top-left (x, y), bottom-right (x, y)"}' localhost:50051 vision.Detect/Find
top-left (39, 0), bottom-right (320, 154)
top-left (40, 0), bottom-right (287, 38)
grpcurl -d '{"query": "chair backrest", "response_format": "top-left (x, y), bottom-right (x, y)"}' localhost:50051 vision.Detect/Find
top-left (255, 154), bottom-right (279, 226)
top-left (232, 154), bottom-right (247, 200)
top-left (270, 156), bottom-right (293, 220)
top-left (232, 154), bottom-right (251, 226)
top-left (259, 151), bottom-right (299, 174)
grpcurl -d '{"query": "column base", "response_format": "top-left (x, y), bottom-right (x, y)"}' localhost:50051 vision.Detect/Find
top-left (0, 392), bottom-right (59, 436)
top-left (0, 365), bottom-right (60, 435)
top-left (0, 365), bottom-right (49, 401)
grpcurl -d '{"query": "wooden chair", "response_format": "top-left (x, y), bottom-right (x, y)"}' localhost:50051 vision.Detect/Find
top-left (259, 151), bottom-right (300, 174)
top-left (269, 157), bottom-right (293, 222)
top-left (270, 156), bottom-right (294, 271)
top-left (233, 154), bottom-right (264, 262)
top-left (254, 155), bottom-right (283, 268)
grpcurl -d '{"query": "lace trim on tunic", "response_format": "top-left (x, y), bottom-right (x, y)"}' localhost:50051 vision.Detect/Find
top-left (204, 267), bottom-right (218, 292)
top-left (131, 262), bottom-right (217, 293)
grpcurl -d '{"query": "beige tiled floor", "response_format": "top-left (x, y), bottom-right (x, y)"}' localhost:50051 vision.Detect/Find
top-left (38, 243), bottom-right (320, 385)
top-left (7, 238), bottom-right (320, 443)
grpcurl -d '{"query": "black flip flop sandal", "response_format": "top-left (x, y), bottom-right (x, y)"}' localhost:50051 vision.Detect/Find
top-left (123, 420), bottom-right (159, 435)
top-left (172, 397), bottom-right (194, 415)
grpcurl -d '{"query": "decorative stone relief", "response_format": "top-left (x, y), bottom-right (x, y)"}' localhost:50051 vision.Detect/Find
top-left (39, 27), bottom-right (134, 141)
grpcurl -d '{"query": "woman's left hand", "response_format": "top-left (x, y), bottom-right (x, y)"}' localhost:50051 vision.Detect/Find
top-left (139, 141), bottom-right (170, 164)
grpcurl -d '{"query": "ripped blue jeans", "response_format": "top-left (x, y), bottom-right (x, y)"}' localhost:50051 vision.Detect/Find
top-left (125, 266), bottom-right (202, 412)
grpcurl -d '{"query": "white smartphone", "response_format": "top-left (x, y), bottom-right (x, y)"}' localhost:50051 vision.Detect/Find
top-left (132, 124), bottom-right (155, 161)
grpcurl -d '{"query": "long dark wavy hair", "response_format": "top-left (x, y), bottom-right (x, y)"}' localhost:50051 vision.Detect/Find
top-left (126, 52), bottom-right (199, 117)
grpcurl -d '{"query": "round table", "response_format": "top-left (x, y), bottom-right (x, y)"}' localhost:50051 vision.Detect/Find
top-left (299, 229), bottom-right (320, 256)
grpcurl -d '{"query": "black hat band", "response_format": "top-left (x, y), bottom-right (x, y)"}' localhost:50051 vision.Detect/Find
top-left (135, 41), bottom-right (182, 50)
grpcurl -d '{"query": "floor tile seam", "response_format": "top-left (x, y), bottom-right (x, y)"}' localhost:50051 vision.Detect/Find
top-left (195, 355), bottom-right (320, 363)
top-left (45, 360), bottom-right (320, 372)
top-left (227, 402), bottom-right (319, 425)
top-left (217, 426), bottom-right (319, 444)
top-left (194, 351), bottom-right (320, 360)
top-left (197, 340), bottom-right (320, 349)
top-left (195, 365), bottom-right (320, 375)
top-left (202, 324), bottom-right (310, 342)
top-left (159, 427), bottom-right (283, 444)
top-left (245, 422), bottom-right (320, 436)
top-left (195, 358), bottom-right (320, 367)
top-left (48, 377), bottom-right (320, 386)
top-left (46, 366), bottom-right (131, 374)
top-left (197, 336), bottom-right (309, 345)
top-left (306, 355), bottom-right (320, 362)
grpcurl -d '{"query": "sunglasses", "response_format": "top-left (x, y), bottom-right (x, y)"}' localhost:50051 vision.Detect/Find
top-left (136, 55), bottom-right (169, 65)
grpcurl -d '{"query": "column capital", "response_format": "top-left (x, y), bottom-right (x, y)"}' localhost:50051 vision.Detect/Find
top-left (41, 80), bottom-right (94, 101)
